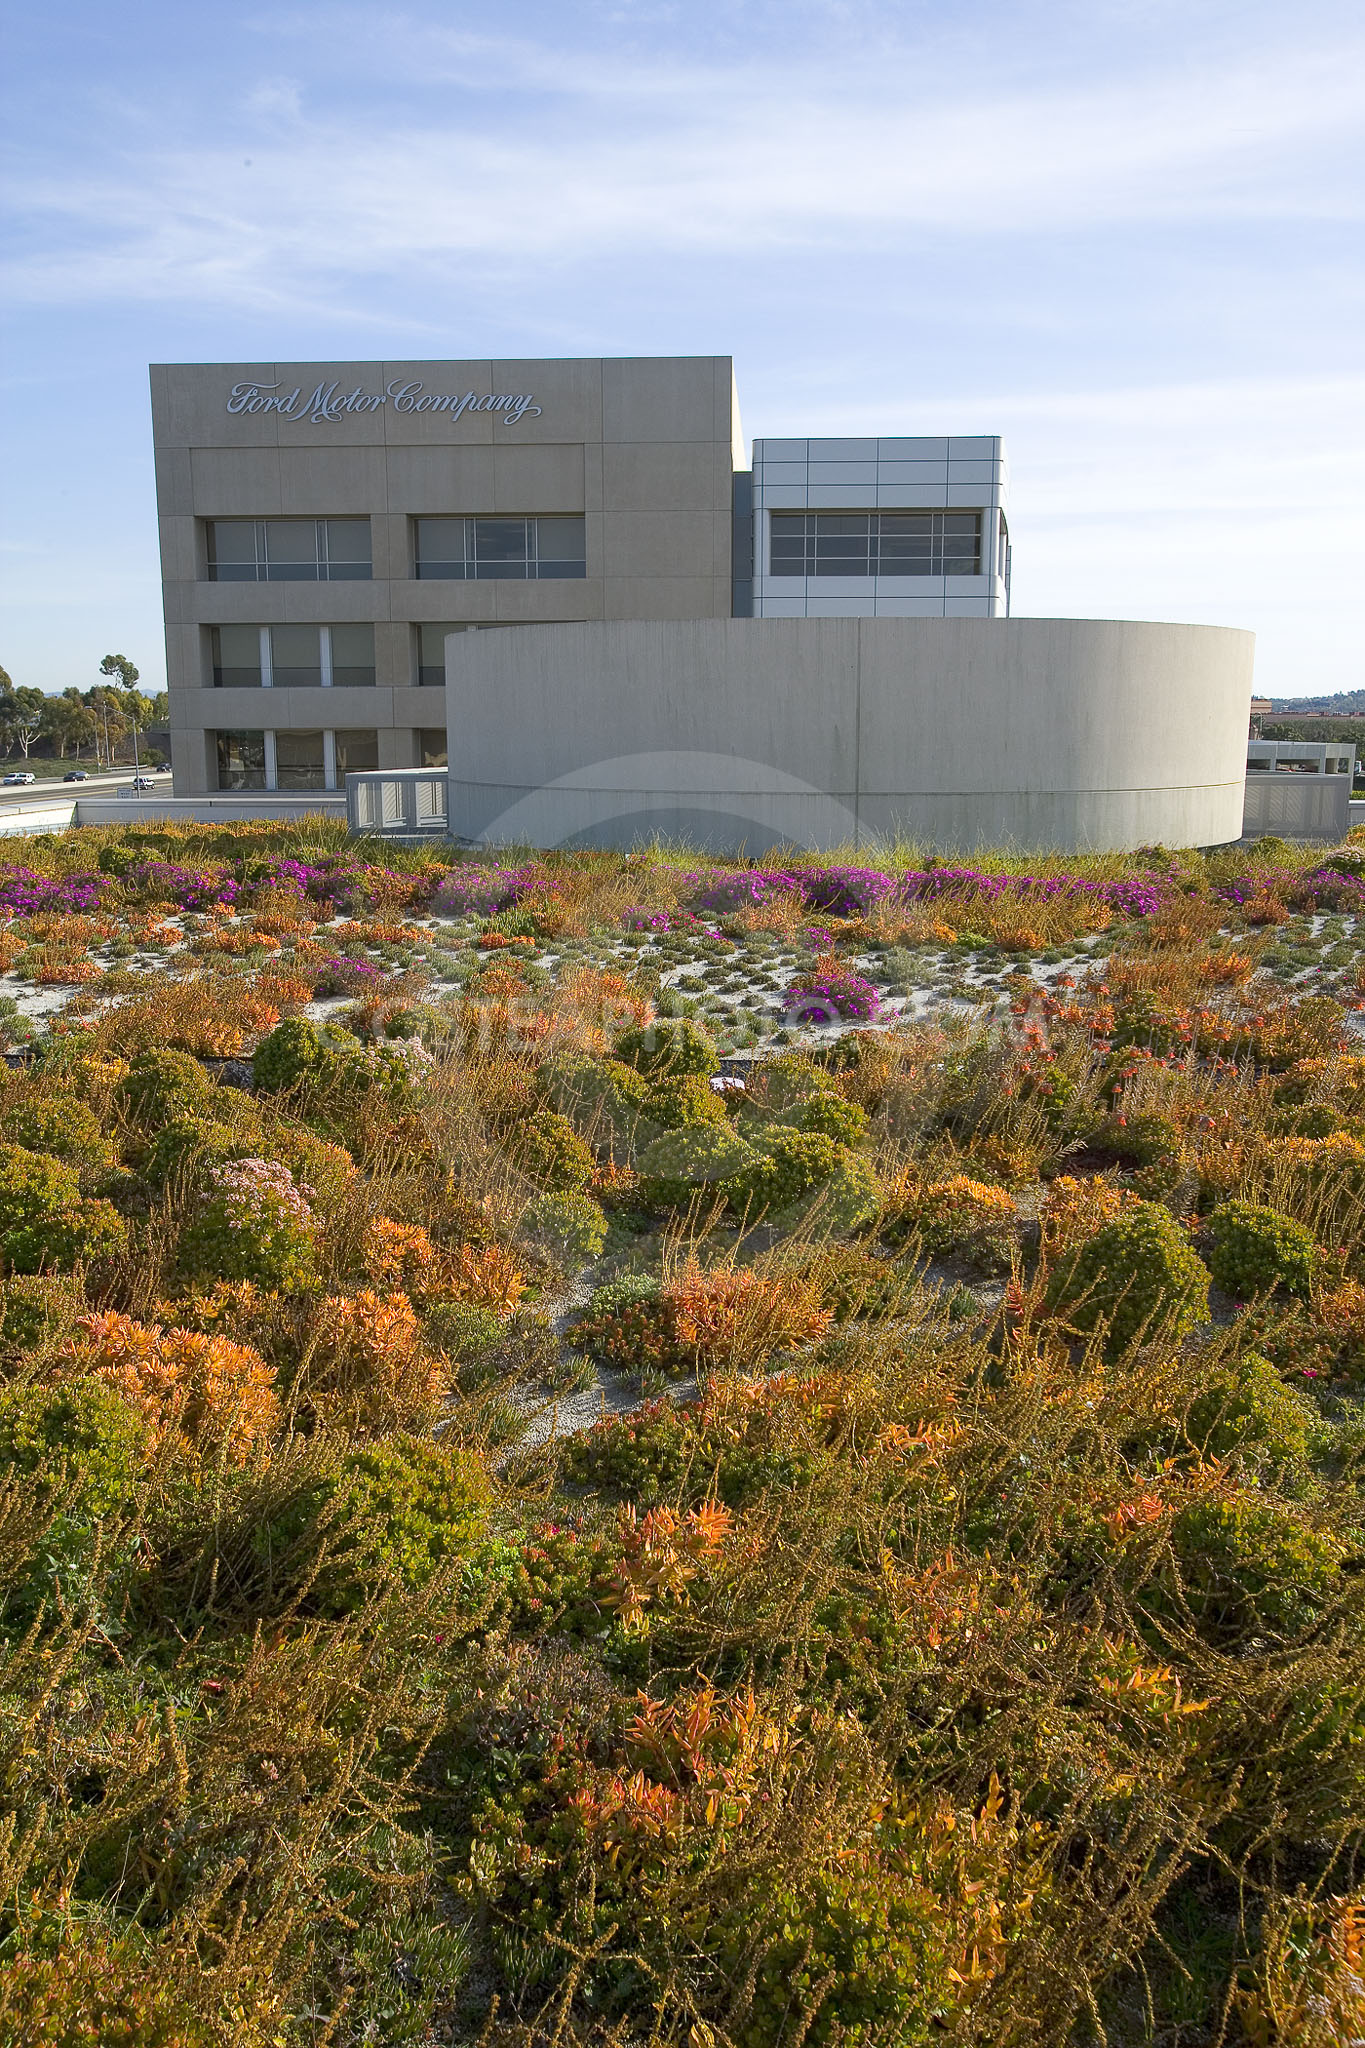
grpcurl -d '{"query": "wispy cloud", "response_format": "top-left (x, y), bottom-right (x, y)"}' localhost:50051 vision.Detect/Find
top-left (3, 21), bottom-right (1363, 313)
top-left (243, 78), bottom-right (304, 120)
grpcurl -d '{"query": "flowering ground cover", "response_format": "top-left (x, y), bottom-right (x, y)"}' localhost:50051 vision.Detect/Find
top-left (4, 820), bottom-right (1365, 2042)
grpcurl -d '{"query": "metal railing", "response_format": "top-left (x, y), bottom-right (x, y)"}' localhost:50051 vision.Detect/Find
top-left (345, 769), bottom-right (450, 837)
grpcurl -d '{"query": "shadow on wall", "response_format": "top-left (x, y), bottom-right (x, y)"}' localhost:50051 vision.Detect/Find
top-left (464, 751), bottom-right (866, 856)
top-left (556, 809), bottom-right (820, 855)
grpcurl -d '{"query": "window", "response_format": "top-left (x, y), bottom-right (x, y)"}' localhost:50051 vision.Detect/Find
top-left (334, 729), bottom-right (379, 778)
top-left (413, 515), bottom-right (585, 580)
top-left (769, 511), bottom-right (982, 577)
top-left (209, 625), bottom-right (375, 687)
top-left (418, 728), bottom-right (448, 767)
top-left (416, 622), bottom-right (456, 686)
top-left (206, 518), bottom-right (371, 582)
top-left (275, 729), bottom-right (326, 790)
top-left (270, 625), bottom-right (323, 688)
top-left (210, 625), bottom-right (262, 689)
top-left (329, 624), bottom-right (376, 688)
top-left (215, 730), bottom-right (266, 791)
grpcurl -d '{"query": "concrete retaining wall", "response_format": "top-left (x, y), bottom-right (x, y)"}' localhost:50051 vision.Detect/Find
top-left (77, 794), bottom-right (346, 827)
top-left (445, 617), bottom-right (1254, 853)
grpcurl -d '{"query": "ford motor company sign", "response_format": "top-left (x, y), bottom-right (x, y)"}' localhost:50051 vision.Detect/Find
top-left (226, 380), bottom-right (542, 426)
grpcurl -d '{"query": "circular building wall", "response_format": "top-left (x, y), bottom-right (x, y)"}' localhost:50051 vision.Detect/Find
top-left (444, 617), bottom-right (1254, 854)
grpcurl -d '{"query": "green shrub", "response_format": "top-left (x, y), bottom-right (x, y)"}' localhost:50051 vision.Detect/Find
top-left (790, 1090), bottom-right (868, 1147)
top-left (145, 1113), bottom-right (244, 1189)
top-left (1207, 1200), bottom-right (1315, 1300)
top-left (640, 1071), bottom-right (726, 1131)
top-left (1166, 1494), bottom-right (1343, 1643)
top-left (520, 1189), bottom-right (608, 1265)
top-left (1101, 1110), bottom-right (1182, 1166)
top-left (382, 1000), bottom-right (459, 1045)
top-left (0, 1377), bottom-right (146, 1517)
top-left (0, 1144), bottom-right (82, 1234)
top-left (7, 1094), bottom-right (114, 1170)
top-left (113, 1045), bottom-right (213, 1127)
top-left (726, 1128), bottom-right (844, 1219)
top-left (1046, 1202), bottom-right (1210, 1355)
top-left (1184, 1352), bottom-right (1321, 1473)
top-left (0, 1145), bottom-right (128, 1273)
top-left (310, 1435), bottom-right (493, 1613)
top-left (266, 1122), bottom-right (356, 1212)
top-left (252, 1016), bottom-right (366, 1093)
top-left (636, 1124), bottom-right (758, 1211)
top-left (582, 1272), bottom-right (661, 1318)
top-left (509, 1108), bottom-right (595, 1191)
top-left (1282, 1102), bottom-right (1351, 1140)
top-left (785, 1149), bottom-right (880, 1236)
top-left (423, 1299), bottom-right (505, 1364)
top-left (751, 1052), bottom-right (827, 1111)
top-left (4, 1200), bottom-right (127, 1275)
top-left (565, 1391), bottom-right (814, 1509)
top-left (539, 1053), bottom-right (651, 1161)
top-left (0, 1273), bottom-right (84, 1355)
top-left (613, 1016), bottom-right (716, 1079)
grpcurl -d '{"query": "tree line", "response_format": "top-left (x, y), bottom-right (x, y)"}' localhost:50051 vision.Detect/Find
top-left (1261, 719), bottom-right (1365, 745)
top-left (0, 657), bottom-right (169, 769)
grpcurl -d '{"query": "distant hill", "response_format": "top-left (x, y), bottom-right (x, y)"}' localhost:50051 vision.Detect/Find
top-left (1268, 690), bottom-right (1365, 713)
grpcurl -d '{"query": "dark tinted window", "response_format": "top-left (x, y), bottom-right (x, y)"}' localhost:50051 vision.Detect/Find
top-left (770, 510), bottom-right (981, 577)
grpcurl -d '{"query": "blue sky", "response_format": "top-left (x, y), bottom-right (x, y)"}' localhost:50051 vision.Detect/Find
top-left (1, 0), bottom-right (1362, 698)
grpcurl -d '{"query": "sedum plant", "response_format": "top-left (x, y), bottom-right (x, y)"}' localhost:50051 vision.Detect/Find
top-left (508, 1108), bottom-right (595, 1191)
top-left (0, 1143), bottom-right (126, 1272)
top-left (637, 1124), bottom-right (758, 1211)
top-left (640, 1071), bottom-right (727, 1131)
top-left (1207, 1199), bottom-right (1316, 1300)
top-left (613, 1016), bottom-right (717, 1078)
top-left (1046, 1200), bottom-right (1210, 1355)
top-left (520, 1188), bottom-right (608, 1266)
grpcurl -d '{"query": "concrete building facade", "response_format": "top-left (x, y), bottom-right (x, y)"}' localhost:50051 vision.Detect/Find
top-left (152, 352), bottom-right (1254, 850)
top-left (151, 356), bottom-right (743, 795)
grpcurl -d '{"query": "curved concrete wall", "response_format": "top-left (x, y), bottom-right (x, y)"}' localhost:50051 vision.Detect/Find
top-left (444, 617), bottom-right (1254, 853)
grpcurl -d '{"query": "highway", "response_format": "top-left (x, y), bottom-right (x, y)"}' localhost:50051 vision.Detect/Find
top-left (0, 769), bottom-right (174, 810)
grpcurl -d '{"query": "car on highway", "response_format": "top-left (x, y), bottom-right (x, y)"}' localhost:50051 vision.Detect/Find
top-left (2, 772), bottom-right (36, 786)
top-left (63, 769), bottom-right (89, 782)
top-left (130, 775), bottom-right (156, 790)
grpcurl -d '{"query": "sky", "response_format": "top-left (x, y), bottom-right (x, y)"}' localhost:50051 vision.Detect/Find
top-left (1, 0), bottom-right (1362, 700)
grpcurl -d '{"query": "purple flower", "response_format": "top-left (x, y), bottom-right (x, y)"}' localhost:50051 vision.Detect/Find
top-left (431, 863), bottom-right (543, 917)
top-left (782, 964), bottom-right (883, 1025)
top-left (0, 868), bottom-right (114, 916)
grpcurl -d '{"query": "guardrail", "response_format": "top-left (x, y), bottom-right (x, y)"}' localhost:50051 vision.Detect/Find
top-left (345, 770), bottom-right (450, 837)
top-left (1243, 773), bottom-right (1352, 840)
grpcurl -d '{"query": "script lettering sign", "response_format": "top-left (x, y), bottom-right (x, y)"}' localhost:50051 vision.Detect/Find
top-left (226, 381), bottom-right (542, 427)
